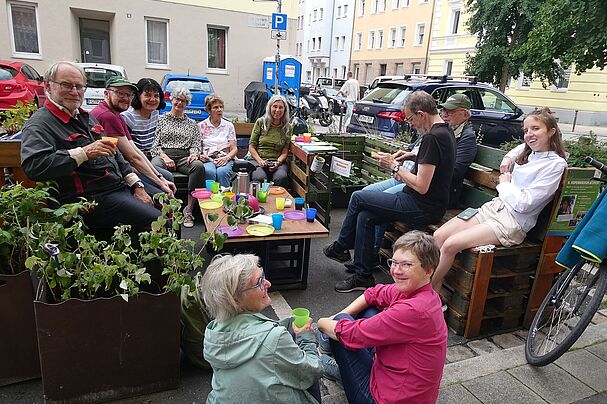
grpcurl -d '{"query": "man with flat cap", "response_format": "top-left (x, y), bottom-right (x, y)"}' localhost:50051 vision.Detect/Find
top-left (21, 61), bottom-right (160, 238)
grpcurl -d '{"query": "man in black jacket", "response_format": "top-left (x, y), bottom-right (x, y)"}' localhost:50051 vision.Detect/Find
top-left (20, 61), bottom-right (160, 236)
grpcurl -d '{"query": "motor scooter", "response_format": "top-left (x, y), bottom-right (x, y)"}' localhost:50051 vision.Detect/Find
top-left (299, 86), bottom-right (332, 127)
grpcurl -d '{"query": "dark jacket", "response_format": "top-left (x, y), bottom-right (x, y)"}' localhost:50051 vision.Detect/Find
top-left (21, 100), bottom-right (133, 204)
top-left (449, 121), bottom-right (477, 208)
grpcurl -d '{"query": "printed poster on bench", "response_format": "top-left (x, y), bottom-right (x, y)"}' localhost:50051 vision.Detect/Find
top-left (547, 168), bottom-right (601, 236)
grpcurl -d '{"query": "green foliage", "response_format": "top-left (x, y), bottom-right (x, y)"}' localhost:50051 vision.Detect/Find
top-left (464, 0), bottom-right (542, 91)
top-left (332, 169), bottom-right (369, 192)
top-left (516, 0), bottom-right (607, 84)
top-left (564, 134), bottom-right (607, 169)
top-left (223, 196), bottom-right (254, 225)
top-left (500, 139), bottom-right (523, 152)
top-left (0, 100), bottom-right (37, 135)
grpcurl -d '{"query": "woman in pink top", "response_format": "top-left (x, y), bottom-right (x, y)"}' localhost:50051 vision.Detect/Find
top-left (317, 231), bottom-right (447, 404)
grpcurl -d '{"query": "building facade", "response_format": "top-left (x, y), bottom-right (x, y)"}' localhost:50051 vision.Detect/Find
top-left (426, 0), bottom-right (607, 125)
top-left (329, 0), bottom-right (355, 80)
top-left (1, 0), bottom-right (298, 111)
top-left (350, 0), bottom-right (435, 86)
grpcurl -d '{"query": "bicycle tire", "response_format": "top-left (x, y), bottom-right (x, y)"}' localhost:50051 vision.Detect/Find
top-left (525, 259), bottom-right (607, 366)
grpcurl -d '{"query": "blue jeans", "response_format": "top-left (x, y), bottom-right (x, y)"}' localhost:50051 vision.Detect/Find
top-left (335, 190), bottom-right (428, 276)
top-left (362, 179), bottom-right (406, 254)
top-left (203, 160), bottom-right (234, 187)
top-left (330, 307), bottom-right (380, 404)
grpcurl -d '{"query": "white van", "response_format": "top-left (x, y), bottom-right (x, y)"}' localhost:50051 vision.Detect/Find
top-left (315, 77), bottom-right (346, 91)
top-left (76, 63), bottom-right (128, 111)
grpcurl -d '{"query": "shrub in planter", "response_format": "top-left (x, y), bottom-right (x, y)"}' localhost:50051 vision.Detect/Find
top-left (331, 171), bottom-right (369, 208)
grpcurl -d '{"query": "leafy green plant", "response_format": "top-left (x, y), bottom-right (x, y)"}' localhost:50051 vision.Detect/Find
top-left (500, 139), bottom-right (523, 152)
top-left (0, 100), bottom-right (37, 135)
top-left (564, 134), bottom-right (607, 168)
top-left (223, 196), bottom-right (254, 226)
top-left (332, 170), bottom-right (369, 192)
top-left (24, 193), bottom-right (226, 303)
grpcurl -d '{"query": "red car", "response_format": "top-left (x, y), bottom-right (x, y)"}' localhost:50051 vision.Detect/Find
top-left (0, 60), bottom-right (46, 112)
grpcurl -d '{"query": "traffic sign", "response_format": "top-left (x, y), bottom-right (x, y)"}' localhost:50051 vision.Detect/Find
top-left (271, 30), bottom-right (287, 40)
top-left (271, 13), bottom-right (287, 30)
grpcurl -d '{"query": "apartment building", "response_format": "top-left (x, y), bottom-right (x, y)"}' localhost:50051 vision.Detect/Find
top-left (350, 0), bottom-right (434, 86)
top-left (1, 0), bottom-right (297, 110)
top-left (426, 0), bottom-right (607, 125)
top-left (329, 0), bottom-right (355, 80)
top-left (296, 0), bottom-right (334, 83)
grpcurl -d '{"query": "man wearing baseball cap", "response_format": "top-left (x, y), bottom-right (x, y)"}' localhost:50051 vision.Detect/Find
top-left (91, 76), bottom-right (176, 197)
top-left (438, 93), bottom-right (477, 207)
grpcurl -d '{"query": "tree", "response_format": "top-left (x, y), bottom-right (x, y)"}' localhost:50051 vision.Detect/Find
top-left (464, 0), bottom-right (542, 92)
top-left (516, 0), bottom-right (607, 84)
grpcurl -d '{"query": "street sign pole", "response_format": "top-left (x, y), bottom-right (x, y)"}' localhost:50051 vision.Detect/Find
top-left (274, 0), bottom-right (282, 96)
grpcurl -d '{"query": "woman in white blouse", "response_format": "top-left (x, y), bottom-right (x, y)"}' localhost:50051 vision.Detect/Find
top-left (431, 110), bottom-right (568, 293)
top-left (198, 95), bottom-right (238, 187)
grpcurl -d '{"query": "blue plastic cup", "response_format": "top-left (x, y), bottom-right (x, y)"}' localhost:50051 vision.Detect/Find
top-left (306, 207), bottom-right (317, 223)
top-left (294, 197), bottom-right (305, 210)
top-left (205, 179), bottom-right (214, 190)
top-left (272, 213), bottom-right (283, 230)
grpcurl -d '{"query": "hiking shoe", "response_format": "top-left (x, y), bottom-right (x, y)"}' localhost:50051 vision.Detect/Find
top-left (321, 354), bottom-right (342, 383)
top-left (323, 242), bottom-right (351, 264)
top-left (183, 212), bottom-right (195, 228)
top-left (335, 274), bottom-right (375, 293)
top-left (312, 323), bottom-right (332, 355)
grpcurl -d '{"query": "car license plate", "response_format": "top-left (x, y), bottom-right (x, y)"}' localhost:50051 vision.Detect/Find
top-left (86, 99), bottom-right (100, 106)
top-left (358, 114), bottom-right (374, 124)
top-left (185, 109), bottom-right (201, 114)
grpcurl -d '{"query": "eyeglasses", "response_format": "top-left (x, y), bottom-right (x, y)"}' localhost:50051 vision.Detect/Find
top-left (387, 258), bottom-right (420, 271)
top-left (108, 88), bottom-right (134, 99)
top-left (441, 108), bottom-right (462, 116)
top-left (404, 112), bottom-right (419, 122)
top-left (50, 80), bottom-right (86, 92)
top-left (173, 98), bottom-right (188, 104)
top-left (243, 269), bottom-right (266, 291)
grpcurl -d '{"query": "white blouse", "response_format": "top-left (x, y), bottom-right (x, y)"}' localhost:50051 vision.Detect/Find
top-left (497, 143), bottom-right (568, 232)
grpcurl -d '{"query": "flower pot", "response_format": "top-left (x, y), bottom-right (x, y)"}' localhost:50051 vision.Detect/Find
top-left (34, 282), bottom-right (180, 403)
top-left (0, 270), bottom-right (40, 386)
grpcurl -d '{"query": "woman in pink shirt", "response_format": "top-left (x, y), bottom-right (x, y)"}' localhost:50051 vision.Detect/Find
top-left (317, 231), bottom-right (447, 403)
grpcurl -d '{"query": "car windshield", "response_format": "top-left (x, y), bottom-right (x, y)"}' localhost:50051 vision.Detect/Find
top-left (83, 68), bottom-right (123, 88)
top-left (167, 80), bottom-right (212, 92)
top-left (362, 85), bottom-right (413, 105)
top-left (0, 66), bottom-right (18, 80)
top-left (334, 79), bottom-right (346, 88)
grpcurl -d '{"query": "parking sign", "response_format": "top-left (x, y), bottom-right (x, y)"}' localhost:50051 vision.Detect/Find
top-left (271, 13), bottom-right (287, 30)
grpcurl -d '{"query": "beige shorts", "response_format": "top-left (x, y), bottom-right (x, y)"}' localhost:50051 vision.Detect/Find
top-left (476, 198), bottom-right (526, 247)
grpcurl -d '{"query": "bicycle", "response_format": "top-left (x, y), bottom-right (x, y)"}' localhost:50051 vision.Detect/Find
top-left (525, 156), bottom-right (607, 366)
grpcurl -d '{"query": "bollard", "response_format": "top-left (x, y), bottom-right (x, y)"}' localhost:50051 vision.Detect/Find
top-left (572, 110), bottom-right (578, 132)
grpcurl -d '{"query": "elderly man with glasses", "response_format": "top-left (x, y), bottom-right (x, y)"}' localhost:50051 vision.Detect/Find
top-left (20, 61), bottom-right (161, 239)
top-left (91, 76), bottom-right (176, 198)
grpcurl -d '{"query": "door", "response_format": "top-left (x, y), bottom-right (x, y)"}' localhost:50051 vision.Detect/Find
top-left (79, 18), bottom-right (110, 64)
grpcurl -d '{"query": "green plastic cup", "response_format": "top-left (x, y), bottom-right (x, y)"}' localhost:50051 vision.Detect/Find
top-left (292, 307), bottom-right (310, 328)
top-left (210, 181), bottom-right (220, 193)
top-left (257, 190), bottom-right (268, 203)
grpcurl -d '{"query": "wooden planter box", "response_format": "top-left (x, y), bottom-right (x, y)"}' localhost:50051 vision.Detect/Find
top-left (34, 283), bottom-right (180, 403)
top-left (331, 184), bottom-right (367, 208)
top-left (0, 270), bottom-right (40, 386)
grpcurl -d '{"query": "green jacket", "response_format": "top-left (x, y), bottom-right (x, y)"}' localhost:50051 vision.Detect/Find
top-left (204, 312), bottom-right (322, 403)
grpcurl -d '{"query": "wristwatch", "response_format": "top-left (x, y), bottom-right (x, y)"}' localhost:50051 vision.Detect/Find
top-left (130, 181), bottom-right (145, 191)
top-left (392, 165), bottom-right (400, 174)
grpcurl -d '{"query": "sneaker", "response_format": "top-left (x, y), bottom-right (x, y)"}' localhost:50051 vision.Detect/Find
top-left (335, 274), bottom-right (375, 293)
top-left (320, 354), bottom-right (342, 383)
top-left (344, 261), bottom-right (382, 274)
top-left (312, 323), bottom-right (332, 355)
top-left (442, 304), bottom-right (448, 313)
top-left (323, 242), bottom-right (351, 264)
top-left (183, 212), bottom-right (195, 228)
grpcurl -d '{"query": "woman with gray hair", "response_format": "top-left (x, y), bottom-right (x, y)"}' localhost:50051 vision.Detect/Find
top-left (201, 253), bottom-right (323, 403)
top-left (150, 87), bottom-right (205, 227)
top-left (246, 94), bottom-right (292, 187)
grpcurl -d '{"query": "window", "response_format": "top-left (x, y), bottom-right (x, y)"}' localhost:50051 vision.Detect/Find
top-left (518, 73), bottom-right (532, 89)
top-left (8, 2), bottom-right (41, 56)
top-left (368, 31), bottom-right (375, 49)
top-left (355, 32), bottom-right (362, 50)
top-left (359, 0), bottom-right (366, 16)
top-left (312, 38), bottom-right (316, 50)
top-left (354, 64), bottom-right (360, 79)
top-left (365, 63), bottom-right (373, 83)
top-left (343, 4), bottom-right (348, 16)
top-left (146, 18), bottom-right (168, 66)
top-left (333, 68), bottom-right (338, 78)
top-left (450, 10), bottom-right (461, 35)
top-left (340, 36), bottom-right (346, 51)
top-left (412, 63), bottom-right (421, 74)
top-left (320, 8), bottom-right (323, 20)
top-left (392, 0), bottom-right (400, 9)
top-left (388, 27), bottom-right (397, 48)
top-left (207, 26), bottom-right (227, 70)
top-left (415, 23), bottom-right (425, 46)
top-left (308, 13), bottom-right (311, 25)
top-left (402, 0), bottom-right (410, 6)
top-left (478, 88), bottom-right (516, 113)
top-left (318, 37), bottom-right (322, 50)
top-left (337, 6), bottom-right (342, 18)
top-left (306, 71), bottom-right (312, 81)
top-left (398, 26), bottom-right (406, 47)
top-left (395, 63), bottom-right (404, 75)
top-left (553, 64), bottom-right (572, 90)
top-left (444, 60), bottom-right (453, 76)
top-left (380, 0), bottom-right (387, 12)
top-left (380, 64), bottom-right (387, 76)
top-left (372, 0), bottom-right (378, 13)
top-left (313, 9), bottom-right (317, 20)
top-left (307, 40), bottom-right (310, 52)
top-left (377, 29), bottom-right (384, 49)
top-left (335, 36), bottom-right (339, 50)
top-left (342, 66), bottom-right (347, 78)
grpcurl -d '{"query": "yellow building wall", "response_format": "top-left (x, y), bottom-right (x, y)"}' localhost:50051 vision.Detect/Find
top-left (351, 1), bottom-right (434, 62)
top-left (160, 0), bottom-right (298, 17)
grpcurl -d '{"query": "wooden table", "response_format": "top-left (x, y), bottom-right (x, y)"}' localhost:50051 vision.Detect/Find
top-left (200, 190), bottom-right (329, 290)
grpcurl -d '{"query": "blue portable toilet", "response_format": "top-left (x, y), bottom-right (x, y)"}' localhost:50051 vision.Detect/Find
top-left (262, 55), bottom-right (301, 100)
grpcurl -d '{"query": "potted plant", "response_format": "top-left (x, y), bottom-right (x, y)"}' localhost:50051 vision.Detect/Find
top-left (0, 100), bottom-right (37, 137)
top-left (24, 193), bottom-right (226, 403)
top-left (223, 196), bottom-right (255, 227)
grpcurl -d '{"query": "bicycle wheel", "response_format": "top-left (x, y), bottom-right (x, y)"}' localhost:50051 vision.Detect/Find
top-left (525, 259), bottom-right (607, 366)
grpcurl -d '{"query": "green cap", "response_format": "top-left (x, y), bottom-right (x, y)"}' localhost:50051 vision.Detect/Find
top-left (105, 76), bottom-right (137, 91)
top-left (439, 94), bottom-right (471, 110)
